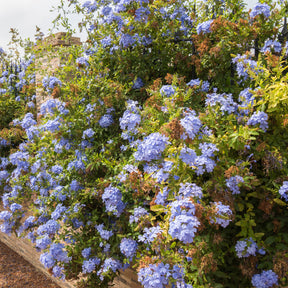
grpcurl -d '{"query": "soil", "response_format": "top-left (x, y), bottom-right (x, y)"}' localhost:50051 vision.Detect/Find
top-left (0, 240), bottom-right (60, 288)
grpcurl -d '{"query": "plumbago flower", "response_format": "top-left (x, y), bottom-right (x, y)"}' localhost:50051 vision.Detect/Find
top-left (2, 0), bottom-right (288, 287)
top-left (168, 198), bottom-right (200, 244)
top-left (279, 181), bottom-right (288, 201)
top-left (134, 133), bottom-right (170, 162)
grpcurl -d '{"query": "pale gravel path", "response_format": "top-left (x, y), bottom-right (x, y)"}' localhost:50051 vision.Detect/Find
top-left (0, 241), bottom-right (60, 288)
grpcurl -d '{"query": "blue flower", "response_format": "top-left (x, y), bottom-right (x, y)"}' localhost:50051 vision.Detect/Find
top-left (178, 183), bottom-right (203, 199)
top-left (180, 109), bottom-right (202, 140)
top-left (50, 243), bottom-right (71, 263)
top-left (42, 76), bottom-right (62, 92)
top-left (169, 213), bottom-right (200, 244)
top-left (238, 88), bottom-right (254, 114)
top-left (70, 180), bottom-right (82, 192)
top-left (138, 262), bottom-right (170, 288)
top-left (120, 100), bottom-right (141, 140)
top-left (36, 234), bottom-right (52, 250)
top-left (155, 187), bottom-right (170, 204)
top-left (95, 224), bottom-right (113, 240)
top-left (82, 247), bottom-right (91, 259)
top-left (98, 258), bottom-right (122, 278)
top-left (187, 78), bottom-right (209, 92)
top-left (180, 147), bottom-right (197, 166)
top-left (82, 128), bottom-right (95, 139)
top-left (205, 92), bottom-right (238, 114)
top-left (10, 203), bottom-right (22, 212)
top-left (41, 117), bottom-right (62, 132)
top-left (51, 204), bottom-right (67, 220)
top-left (235, 237), bottom-right (259, 258)
top-left (76, 56), bottom-right (89, 66)
top-left (247, 111), bottom-right (268, 131)
top-left (120, 238), bottom-right (138, 259)
top-left (197, 20), bottom-right (213, 35)
top-left (226, 176), bottom-right (244, 195)
top-left (129, 207), bottom-right (148, 224)
top-left (52, 265), bottom-right (65, 279)
top-left (160, 85), bottom-right (176, 97)
top-left (0, 211), bottom-right (12, 221)
top-left (40, 99), bottom-right (66, 115)
top-left (82, 258), bottom-right (101, 274)
top-left (100, 35), bottom-right (112, 47)
top-left (40, 252), bottom-right (55, 268)
top-left (0, 170), bottom-right (9, 182)
top-left (102, 185), bottom-right (125, 217)
top-left (135, 6), bottom-right (150, 22)
top-left (51, 165), bottom-right (63, 174)
top-left (210, 202), bottom-right (232, 228)
top-left (99, 113), bottom-right (114, 128)
top-left (251, 270), bottom-right (278, 288)
top-left (138, 226), bottom-right (162, 244)
top-left (120, 33), bottom-right (136, 48)
top-left (261, 39), bottom-right (282, 53)
top-left (232, 54), bottom-right (258, 80)
top-left (37, 220), bottom-right (60, 235)
top-left (132, 77), bottom-right (144, 89)
top-left (250, 3), bottom-right (271, 19)
top-left (20, 113), bottom-right (37, 129)
top-left (279, 181), bottom-right (288, 201)
top-left (134, 133), bottom-right (170, 162)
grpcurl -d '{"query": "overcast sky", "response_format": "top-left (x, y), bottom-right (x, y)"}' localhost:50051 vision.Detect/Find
top-left (0, 0), bottom-right (259, 53)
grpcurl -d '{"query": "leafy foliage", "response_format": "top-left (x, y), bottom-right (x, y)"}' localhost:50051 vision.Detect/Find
top-left (1, 0), bottom-right (288, 287)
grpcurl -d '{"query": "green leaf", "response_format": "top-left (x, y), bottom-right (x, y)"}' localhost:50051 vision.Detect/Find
top-left (150, 205), bottom-right (165, 213)
top-left (273, 198), bottom-right (287, 206)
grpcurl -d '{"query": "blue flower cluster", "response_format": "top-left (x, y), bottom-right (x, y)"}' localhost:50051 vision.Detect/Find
top-left (120, 238), bottom-right (138, 259)
top-left (226, 176), bottom-right (244, 195)
top-left (96, 224), bottom-right (113, 240)
top-left (99, 113), bottom-right (114, 128)
top-left (232, 54), bottom-right (258, 80)
top-left (120, 100), bottom-right (141, 140)
top-left (180, 145), bottom-right (217, 175)
top-left (76, 56), bottom-right (89, 66)
top-left (235, 237), bottom-right (265, 258)
top-left (251, 270), bottom-right (278, 288)
top-left (102, 185), bottom-right (125, 217)
top-left (138, 263), bottom-right (170, 288)
top-left (261, 39), bottom-right (282, 53)
top-left (180, 109), bottom-right (202, 140)
top-left (187, 78), bottom-right (209, 92)
top-left (168, 198), bottom-right (200, 244)
top-left (42, 76), bottom-right (62, 92)
top-left (138, 226), bottom-right (162, 244)
top-left (247, 111), bottom-right (268, 132)
top-left (205, 92), bottom-right (238, 114)
top-left (196, 20), bottom-right (213, 35)
top-left (134, 133), bottom-right (170, 162)
top-left (138, 263), bottom-right (192, 288)
top-left (40, 99), bottom-right (67, 116)
top-left (82, 257), bottom-right (101, 274)
top-left (211, 202), bottom-right (232, 228)
top-left (160, 85), bottom-right (176, 97)
top-left (238, 88), bottom-right (254, 114)
top-left (129, 207), bottom-right (148, 224)
top-left (178, 182), bottom-right (203, 199)
top-left (250, 3), bottom-right (271, 19)
top-left (132, 77), bottom-right (144, 89)
top-left (279, 181), bottom-right (288, 201)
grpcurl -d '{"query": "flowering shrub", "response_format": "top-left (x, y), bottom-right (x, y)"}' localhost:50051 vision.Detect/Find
top-left (1, 0), bottom-right (288, 287)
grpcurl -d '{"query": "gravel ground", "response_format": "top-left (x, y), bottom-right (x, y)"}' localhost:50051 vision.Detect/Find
top-left (0, 241), bottom-right (60, 288)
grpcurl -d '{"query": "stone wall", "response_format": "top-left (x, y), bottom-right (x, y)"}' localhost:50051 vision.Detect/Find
top-left (35, 32), bottom-right (81, 111)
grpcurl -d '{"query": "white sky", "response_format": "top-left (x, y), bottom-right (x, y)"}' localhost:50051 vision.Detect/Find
top-left (0, 0), bottom-right (259, 53)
